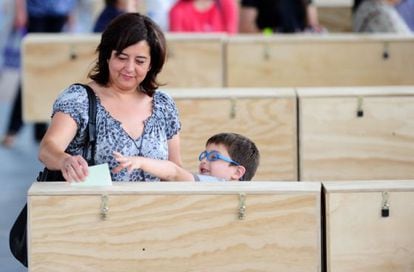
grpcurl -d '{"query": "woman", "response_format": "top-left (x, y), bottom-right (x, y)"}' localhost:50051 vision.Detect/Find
top-left (39, 13), bottom-right (182, 182)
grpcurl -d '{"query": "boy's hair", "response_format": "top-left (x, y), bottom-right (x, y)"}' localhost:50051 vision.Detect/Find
top-left (206, 133), bottom-right (260, 181)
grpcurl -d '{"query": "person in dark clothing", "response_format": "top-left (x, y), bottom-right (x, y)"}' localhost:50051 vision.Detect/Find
top-left (1, 0), bottom-right (76, 148)
top-left (93, 0), bottom-right (127, 32)
top-left (239, 0), bottom-right (322, 33)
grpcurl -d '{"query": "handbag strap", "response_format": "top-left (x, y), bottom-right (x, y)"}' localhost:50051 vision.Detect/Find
top-left (75, 84), bottom-right (97, 165)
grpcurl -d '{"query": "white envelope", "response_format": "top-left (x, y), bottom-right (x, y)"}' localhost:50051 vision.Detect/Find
top-left (71, 163), bottom-right (112, 187)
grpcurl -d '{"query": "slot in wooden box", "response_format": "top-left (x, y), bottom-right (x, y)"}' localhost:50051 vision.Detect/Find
top-left (28, 182), bottom-right (322, 272)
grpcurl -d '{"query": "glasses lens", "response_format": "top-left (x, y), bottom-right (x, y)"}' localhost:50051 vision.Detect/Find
top-left (206, 151), bottom-right (219, 161)
top-left (199, 151), bottom-right (207, 161)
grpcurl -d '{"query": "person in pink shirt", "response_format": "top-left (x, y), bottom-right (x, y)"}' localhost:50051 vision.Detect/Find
top-left (169, 0), bottom-right (239, 34)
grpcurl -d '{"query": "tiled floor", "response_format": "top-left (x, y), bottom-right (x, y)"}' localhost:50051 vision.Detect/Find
top-left (0, 69), bottom-right (41, 271)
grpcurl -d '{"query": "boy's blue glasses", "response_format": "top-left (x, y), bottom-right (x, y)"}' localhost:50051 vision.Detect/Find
top-left (198, 150), bottom-right (240, 166)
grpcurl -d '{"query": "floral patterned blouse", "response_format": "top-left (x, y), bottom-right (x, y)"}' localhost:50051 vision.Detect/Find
top-left (52, 84), bottom-right (181, 181)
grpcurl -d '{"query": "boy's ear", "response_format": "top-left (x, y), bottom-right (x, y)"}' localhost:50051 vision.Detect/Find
top-left (232, 165), bottom-right (246, 181)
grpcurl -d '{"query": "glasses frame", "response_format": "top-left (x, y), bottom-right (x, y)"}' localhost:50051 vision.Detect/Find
top-left (198, 150), bottom-right (240, 166)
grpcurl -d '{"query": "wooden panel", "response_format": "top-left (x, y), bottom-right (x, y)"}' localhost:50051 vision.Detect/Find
top-left (28, 182), bottom-right (321, 272)
top-left (168, 88), bottom-right (297, 181)
top-left (22, 33), bottom-right (224, 122)
top-left (318, 7), bottom-right (352, 33)
top-left (324, 181), bottom-right (414, 272)
top-left (298, 86), bottom-right (414, 181)
top-left (159, 34), bottom-right (224, 88)
top-left (22, 34), bottom-right (99, 122)
top-left (226, 35), bottom-right (414, 87)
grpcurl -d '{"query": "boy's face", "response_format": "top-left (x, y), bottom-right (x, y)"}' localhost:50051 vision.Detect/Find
top-left (198, 143), bottom-right (242, 181)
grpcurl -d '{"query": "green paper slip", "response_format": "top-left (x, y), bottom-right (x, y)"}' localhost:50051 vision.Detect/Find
top-left (71, 163), bottom-right (112, 187)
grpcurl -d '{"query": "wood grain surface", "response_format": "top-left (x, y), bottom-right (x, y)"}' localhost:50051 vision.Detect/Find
top-left (28, 182), bottom-right (321, 271)
top-left (325, 181), bottom-right (414, 272)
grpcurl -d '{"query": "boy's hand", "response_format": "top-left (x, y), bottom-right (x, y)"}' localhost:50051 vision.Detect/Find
top-left (113, 151), bottom-right (137, 173)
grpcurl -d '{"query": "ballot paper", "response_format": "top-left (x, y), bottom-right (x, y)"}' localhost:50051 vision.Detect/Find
top-left (71, 163), bottom-right (112, 187)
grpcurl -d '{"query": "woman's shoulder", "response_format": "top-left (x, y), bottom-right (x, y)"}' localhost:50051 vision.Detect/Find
top-left (152, 89), bottom-right (179, 117)
top-left (53, 84), bottom-right (91, 112)
top-left (153, 89), bottom-right (175, 105)
top-left (57, 83), bottom-right (89, 99)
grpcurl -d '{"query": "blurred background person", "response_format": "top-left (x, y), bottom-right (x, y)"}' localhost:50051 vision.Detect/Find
top-left (0, 0), bottom-right (21, 74)
top-left (396, 0), bottom-right (414, 31)
top-left (93, 0), bottom-right (128, 32)
top-left (169, 0), bottom-right (239, 34)
top-left (353, 0), bottom-right (411, 33)
top-left (145, 0), bottom-right (177, 32)
top-left (239, 0), bottom-right (323, 33)
top-left (1, 0), bottom-right (77, 148)
top-left (72, 0), bottom-right (96, 33)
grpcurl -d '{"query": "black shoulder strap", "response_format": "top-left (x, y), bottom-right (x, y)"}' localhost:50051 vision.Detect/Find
top-left (75, 83), bottom-right (97, 165)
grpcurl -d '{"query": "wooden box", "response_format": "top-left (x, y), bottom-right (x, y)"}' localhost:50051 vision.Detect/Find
top-left (168, 88), bottom-right (297, 181)
top-left (159, 34), bottom-right (225, 88)
top-left (22, 33), bottom-right (224, 122)
top-left (22, 33), bottom-right (99, 122)
top-left (324, 180), bottom-right (414, 272)
top-left (298, 86), bottom-right (414, 181)
top-left (226, 35), bottom-right (414, 87)
top-left (314, 0), bottom-right (352, 32)
top-left (28, 182), bottom-right (322, 271)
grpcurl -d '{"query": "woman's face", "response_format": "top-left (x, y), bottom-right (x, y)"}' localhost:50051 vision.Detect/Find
top-left (108, 40), bottom-right (151, 91)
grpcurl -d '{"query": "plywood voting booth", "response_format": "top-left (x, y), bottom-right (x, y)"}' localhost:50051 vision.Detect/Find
top-left (28, 182), bottom-right (322, 271)
top-left (22, 34), bottom-right (99, 122)
top-left (226, 35), bottom-right (414, 87)
top-left (314, 0), bottom-right (352, 32)
top-left (22, 33), bottom-right (225, 122)
top-left (298, 86), bottom-right (414, 181)
top-left (323, 180), bottom-right (414, 272)
top-left (168, 88), bottom-right (298, 181)
top-left (159, 34), bottom-right (225, 88)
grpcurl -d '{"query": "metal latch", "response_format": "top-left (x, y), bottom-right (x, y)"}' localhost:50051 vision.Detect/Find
top-left (101, 194), bottom-right (109, 220)
top-left (356, 96), bottom-right (364, 118)
top-left (238, 193), bottom-right (246, 220)
top-left (381, 191), bottom-right (390, 218)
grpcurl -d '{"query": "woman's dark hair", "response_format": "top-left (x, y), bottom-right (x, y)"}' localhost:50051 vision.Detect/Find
top-left (88, 13), bottom-right (166, 96)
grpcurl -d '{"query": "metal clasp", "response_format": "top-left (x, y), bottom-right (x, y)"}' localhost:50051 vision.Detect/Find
top-left (230, 97), bottom-right (237, 119)
top-left (383, 42), bottom-right (389, 60)
top-left (263, 43), bottom-right (270, 61)
top-left (101, 194), bottom-right (109, 220)
top-left (356, 96), bottom-right (364, 118)
top-left (381, 191), bottom-right (390, 218)
top-left (238, 193), bottom-right (246, 220)
top-left (69, 44), bottom-right (77, 60)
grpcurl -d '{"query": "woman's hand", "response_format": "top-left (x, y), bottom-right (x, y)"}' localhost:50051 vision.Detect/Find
top-left (61, 155), bottom-right (89, 182)
top-left (113, 151), bottom-right (141, 173)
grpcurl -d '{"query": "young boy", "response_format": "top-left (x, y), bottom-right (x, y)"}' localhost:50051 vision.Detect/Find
top-left (113, 132), bottom-right (260, 181)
